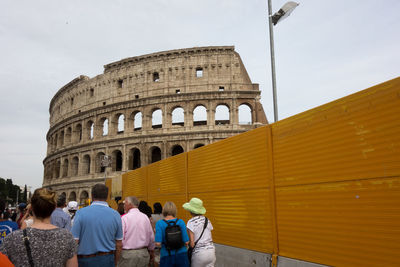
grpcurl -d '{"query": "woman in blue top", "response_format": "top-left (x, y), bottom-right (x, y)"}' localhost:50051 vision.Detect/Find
top-left (155, 201), bottom-right (189, 267)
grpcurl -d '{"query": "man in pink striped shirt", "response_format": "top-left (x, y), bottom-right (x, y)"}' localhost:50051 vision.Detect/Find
top-left (119, 196), bottom-right (155, 267)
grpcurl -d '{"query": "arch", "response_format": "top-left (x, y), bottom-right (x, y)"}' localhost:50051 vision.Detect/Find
top-left (172, 107), bottom-right (184, 126)
top-left (79, 191), bottom-right (89, 206)
top-left (69, 191), bottom-right (77, 201)
top-left (238, 104), bottom-right (253, 124)
top-left (65, 127), bottom-right (72, 144)
top-left (53, 134), bottom-right (58, 149)
top-left (82, 154), bottom-right (91, 174)
top-left (71, 156), bottom-right (79, 176)
top-left (171, 145), bottom-right (184, 156)
top-left (150, 146), bottom-right (161, 163)
top-left (117, 114), bottom-right (125, 133)
top-left (194, 143), bottom-right (205, 149)
top-left (59, 130), bottom-right (65, 147)
top-left (133, 111), bottom-right (142, 131)
top-left (96, 152), bottom-right (106, 173)
top-left (215, 104), bottom-right (230, 125)
top-left (129, 148), bottom-right (141, 170)
top-left (60, 192), bottom-right (66, 199)
top-left (112, 150), bottom-right (123, 172)
top-left (193, 105), bottom-right (207, 126)
top-left (62, 159), bottom-right (69, 177)
top-left (86, 120), bottom-right (94, 140)
top-left (75, 124), bottom-right (82, 143)
top-left (103, 119), bottom-right (109, 136)
top-left (152, 109), bottom-right (162, 129)
top-left (54, 160), bottom-right (61, 179)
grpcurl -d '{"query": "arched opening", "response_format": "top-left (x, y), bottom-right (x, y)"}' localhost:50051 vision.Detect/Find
top-left (82, 154), bottom-right (91, 174)
top-left (103, 119), bottom-right (109, 136)
top-left (60, 192), bottom-right (66, 199)
top-left (65, 127), bottom-right (72, 144)
top-left (96, 152), bottom-right (106, 173)
top-left (53, 134), bottom-right (58, 149)
top-left (215, 104), bottom-right (230, 125)
top-left (71, 156), bottom-right (79, 176)
top-left (239, 104), bottom-right (253, 124)
top-left (54, 160), bottom-right (60, 178)
top-left (59, 130), bottom-right (64, 147)
top-left (75, 124), bottom-right (82, 143)
top-left (133, 112), bottom-right (142, 131)
top-left (129, 148), bottom-right (141, 170)
top-left (69, 191), bottom-right (76, 201)
top-left (86, 120), bottom-right (94, 140)
top-left (193, 105), bottom-right (207, 126)
top-left (152, 109), bottom-right (162, 129)
top-left (171, 145), bottom-right (184, 156)
top-left (79, 191), bottom-right (89, 206)
top-left (150, 147), bottom-right (161, 163)
top-left (117, 114), bottom-right (125, 133)
top-left (62, 159), bottom-right (69, 177)
top-left (112, 150), bottom-right (123, 172)
top-left (172, 107), bottom-right (184, 126)
top-left (194, 144), bottom-right (205, 149)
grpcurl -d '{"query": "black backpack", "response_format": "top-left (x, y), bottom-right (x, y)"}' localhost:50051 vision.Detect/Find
top-left (164, 219), bottom-right (184, 254)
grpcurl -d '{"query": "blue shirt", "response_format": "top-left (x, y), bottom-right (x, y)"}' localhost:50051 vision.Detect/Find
top-left (51, 208), bottom-right (71, 231)
top-left (155, 218), bottom-right (189, 258)
top-left (71, 201), bottom-right (123, 255)
top-left (0, 220), bottom-right (19, 245)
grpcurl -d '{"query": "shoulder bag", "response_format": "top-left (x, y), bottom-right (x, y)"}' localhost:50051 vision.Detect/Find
top-left (23, 229), bottom-right (34, 267)
top-left (188, 217), bottom-right (208, 264)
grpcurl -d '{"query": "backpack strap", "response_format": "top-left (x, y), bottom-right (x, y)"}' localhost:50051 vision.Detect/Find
top-left (193, 217), bottom-right (208, 250)
top-left (23, 229), bottom-right (34, 267)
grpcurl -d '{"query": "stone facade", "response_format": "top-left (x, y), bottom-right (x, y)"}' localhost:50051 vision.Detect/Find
top-left (42, 46), bottom-right (268, 204)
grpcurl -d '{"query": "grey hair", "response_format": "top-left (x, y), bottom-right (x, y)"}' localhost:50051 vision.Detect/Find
top-left (125, 196), bottom-right (139, 207)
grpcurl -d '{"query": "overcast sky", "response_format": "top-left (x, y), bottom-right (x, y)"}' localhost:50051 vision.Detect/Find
top-left (1, 0), bottom-right (399, 190)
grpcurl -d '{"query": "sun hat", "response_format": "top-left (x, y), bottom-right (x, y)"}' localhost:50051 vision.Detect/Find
top-left (67, 201), bottom-right (78, 211)
top-left (182, 198), bottom-right (206, 215)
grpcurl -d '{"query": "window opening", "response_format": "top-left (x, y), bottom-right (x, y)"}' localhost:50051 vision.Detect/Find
top-left (117, 114), bottom-right (125, 133)
top-left (171, 145), bottom-right (184, 156)
top-left (239, 104), bottom-right (252, 125)
top-left (196, 68), bottom-right (203, 78)
top-left (219, 86), bottom-right (225, 91)
top-left (134, 112), bottom-right (142, 130)
top-left (152, 109), bottom-right (162, 129)
top-left (172, 107), bottom-right (184, 126)
top-left (151, 147), bottom-right (161, 163)
top-left (193, 105), bottom-right (207, 126)
top-left (103, 119), bottom-right (109, 136)
top-left (153, 72), bottom-right (160, 82)
top-left (215, 104), bottom-right (230, 125)
top-left (176, 89), bottom-right (180, 94)
top-left (118, 79), bottom-right (123, 88)
top-left (135, 95), bottom-right (139, 99)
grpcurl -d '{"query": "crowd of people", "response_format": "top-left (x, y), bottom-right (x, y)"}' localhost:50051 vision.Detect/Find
top-left (0, 184), bottom-right (216, 267)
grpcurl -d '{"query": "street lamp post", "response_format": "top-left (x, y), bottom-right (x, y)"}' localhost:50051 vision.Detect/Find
top-left (267, 1), bottom-right (299, 122)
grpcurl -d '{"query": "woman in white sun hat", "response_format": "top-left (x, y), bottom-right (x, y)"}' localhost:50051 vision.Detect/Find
top-left (183, 198), bottom-right (216, 267)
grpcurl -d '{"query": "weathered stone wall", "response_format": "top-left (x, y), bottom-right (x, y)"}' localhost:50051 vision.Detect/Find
top-left (43, 46), bottom-right (268, 203)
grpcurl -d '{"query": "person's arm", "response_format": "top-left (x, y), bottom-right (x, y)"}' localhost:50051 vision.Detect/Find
top-left (66, 255), bottom-right (78, 267)
top-left (188, 229), bottom-right (195, 248)
top-left (115, 240), bottom-right (122, 264)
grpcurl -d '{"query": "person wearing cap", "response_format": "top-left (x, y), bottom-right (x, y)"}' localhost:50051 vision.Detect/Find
top-left (65, 201), bottom-right (79, 226)
top-left (183, 198), bottom-right (216, 267)
top-left (16, 203), bottom-right (27, 228)
top-left (51, 194), bottom-right (71, 230)
top-left (71, 183), bottom-right (123, 266)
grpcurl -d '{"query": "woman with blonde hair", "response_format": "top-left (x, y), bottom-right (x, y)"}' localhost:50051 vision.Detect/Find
top-left (183, 198), bottom-right (216, 267)
top-left (155, 201), bottom-right (189, 267)
top-left (0, 188), bottom-right (78, 267)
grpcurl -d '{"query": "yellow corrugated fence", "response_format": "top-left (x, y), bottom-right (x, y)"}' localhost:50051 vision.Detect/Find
top-left (109, 77), bottom-right (400, 266)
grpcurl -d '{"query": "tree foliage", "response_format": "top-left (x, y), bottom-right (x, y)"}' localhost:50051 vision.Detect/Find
top-left (0, 177), bottom-right (24, 205)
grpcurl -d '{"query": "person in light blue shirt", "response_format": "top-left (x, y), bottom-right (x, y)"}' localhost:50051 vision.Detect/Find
top-left (50, 194), bottom-right (71, 230)
top-left (71, 184), bottom-right (123, 267)
top-left (155, 201), bottom-right (189, 267)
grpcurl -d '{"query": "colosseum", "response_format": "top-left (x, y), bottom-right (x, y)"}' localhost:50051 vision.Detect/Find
top-left (42, 46), bottom-right (268, 204)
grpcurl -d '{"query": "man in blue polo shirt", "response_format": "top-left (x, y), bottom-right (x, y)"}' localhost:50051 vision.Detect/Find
top-left (72, 183), bottom-right (123, 266)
